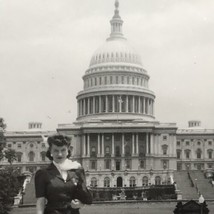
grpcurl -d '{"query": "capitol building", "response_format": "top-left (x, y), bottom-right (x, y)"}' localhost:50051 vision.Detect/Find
top-left (1, 1), bottom-right (214, 190)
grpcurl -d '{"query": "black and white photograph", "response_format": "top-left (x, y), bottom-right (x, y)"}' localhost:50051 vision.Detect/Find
top-left (0, 0), bottom-right (214, 213)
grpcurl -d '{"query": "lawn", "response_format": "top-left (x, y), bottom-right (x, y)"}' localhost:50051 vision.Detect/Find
top-left (11, 201), bottom-right (214, 214)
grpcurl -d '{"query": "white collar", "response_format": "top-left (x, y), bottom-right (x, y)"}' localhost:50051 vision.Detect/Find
top-left (53, 159), bottom-right (81, 171)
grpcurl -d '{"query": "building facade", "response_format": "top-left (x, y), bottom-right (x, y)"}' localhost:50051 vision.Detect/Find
top-left (176, 120), bottom-right (214, 171)
top-left (57, 0), bottom-right (178, 188)
top-left (1, 1), bottom-right (213, 187)
top-left (1, 122), bottom-right (55, 174)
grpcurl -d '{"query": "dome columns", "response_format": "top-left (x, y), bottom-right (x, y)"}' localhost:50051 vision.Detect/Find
top-left (77, 94), bottom-right (155, 119)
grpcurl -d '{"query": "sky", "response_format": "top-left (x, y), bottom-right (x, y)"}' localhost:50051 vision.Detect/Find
top-left (0, 0), bottom-right (214, 131)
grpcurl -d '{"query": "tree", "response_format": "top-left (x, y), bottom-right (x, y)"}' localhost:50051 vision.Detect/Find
top-left (0, 118), bottom-right (21, 214)
top-left (0, 118), bottom-right (6, 160)
top-left (4, 149), bottom-right (17, 165)
top-left (0, 118), bottom-right (6, 131)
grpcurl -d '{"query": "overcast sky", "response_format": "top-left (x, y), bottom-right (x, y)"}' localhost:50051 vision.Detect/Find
top-left (0, 0), bottom-right (214, 131)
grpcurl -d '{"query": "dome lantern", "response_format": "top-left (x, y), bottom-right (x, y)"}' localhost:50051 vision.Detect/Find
top-left (108, 0), bottom-right (125, 41)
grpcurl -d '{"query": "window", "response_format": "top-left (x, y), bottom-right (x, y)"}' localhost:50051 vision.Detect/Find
top-left (196, 149), bottom-right (202, 159)
top-left (90, 177), bottom-right (97, 187)
top-left (105, 146), bottom-right (110, 156)
top-left (207, 163), bottom-right (213, 168)
top-left (104, 177), bottom-right (110, 187)
top-left (177, 141), bottom-right (181, 146)
top-left (186, 141), bottom-right (190, 146)
top-left (142, 176), bottom-right (148, 186)
top-left (197, 141), bottom-right (201, 146)
top-left (105, 159), bottom-right (111, 169)
top-left (121, 76), bottom-right (124, 84)
top-left (185, 164), bottom-right (191, 170)
top-left (185, 150), bottom-right (190, 159)
top-left (162, 145), bottom-right (168, 155)
top-left (129, 177), bottom-right (136, 187)
top-left (30, 143), bottom-right (34, 148)
top-left (125, 145), bottom-right (131, 156)
top-left (155, 176), bottom-right (161, 185)
top-left (8, 144), bottom-right (12, 148)
top-left (91, 146), bottom-right (96, 157)
top-left (116, 160), bottom-right (120, 170)
top-left (163, 135), bottom-right (167, 141)
top-left (208, 150), bottom-right (213, 159)
top-left (91, 160), bottom-right (97, 170)
top-left (127, 76), bottom-right (130, 84)
top-left (17, 144), bottom-right (21, 148)
top-left (41, 152), bottom-right (46, 162)
top-left (162, 160), bottom-right (168, 169)
top-left (132, 77), bottom-right (135, 85)
top-left (177, 150), bottom-right (181, 159)
top-left (28, 151), bottom-right (35, 162)
top-left (115, 146), bottom-right (121, 157)
top-left (139, 160), bottom-right (145, 169)
top-left (110, 76), bottom-right (113, 84)
top-left (177, 163), bottom-right (182, 171)
top-left (125, 159), bottom-right (131, 169)
top-left (208, 141), bottom-right (212, 146)
top-left (17, 153), bottom-right (22, 162)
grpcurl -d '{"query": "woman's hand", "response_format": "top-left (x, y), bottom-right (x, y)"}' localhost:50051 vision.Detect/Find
top-left (71, 199), bottom-right (84, 209)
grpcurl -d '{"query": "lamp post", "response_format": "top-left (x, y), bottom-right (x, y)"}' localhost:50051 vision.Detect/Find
top-left (199, 194), bottom-right (205, 214)
top-left (195, 178), bottom-right (198, 193)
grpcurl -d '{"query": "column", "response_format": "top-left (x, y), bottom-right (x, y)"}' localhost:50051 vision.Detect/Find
top-left (93, 97), bottom-right (95, 114)
top-left (99, 96), bottom-right (101, 113)
top-left (97, 134), bottom-right (100, 156)
top-left (150, 134), bottom-right (153, 154)
top-left (132, 134), bottom-right (135, 155)
top-left (119, 96), bottom-right (122, 113)
top-left (106, 95), bottom-right (108, 113)
top-left (146, 133), bottom-right (149, 154)
top-left (122, 133), bottom-right (125, 156)
top-left (151, 100), bottom-right (153, 115)
top-left (143, 97), bottom-right (146, 114)
top-left (87, 134), bottom-right (90, 157)
top-left (83, 99), bottom-right (86, 115)
top-left (132, 96), bottom-right (135, 113)
top-left (157, 134), bottom-right (160, 155)
top-left (147, 99), bottom-right (149, 114)
top-left (77, 101), bottom-right (79, 117)
top-left (136, 133), bottom-right (139, 154)
top-left (88, 98), bottom-right (90, 114)
top-left (78, 100), bottom-right (80, 116)
top-left (138, 96), bottom-right (141, 113)
top-left (112, 134), bottom-right (115, 156)
top-left (101, 134), bottom-right (104, 156)
top-left (83, 134), bottom-right (86, 156)
top-left (112, 95), bottom-right (115, 113)
top-left (126, 95), bottom-right (129, 113)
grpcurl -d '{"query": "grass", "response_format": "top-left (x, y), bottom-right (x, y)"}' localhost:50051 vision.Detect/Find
top-left (11, 201), bottom-right (214, 214)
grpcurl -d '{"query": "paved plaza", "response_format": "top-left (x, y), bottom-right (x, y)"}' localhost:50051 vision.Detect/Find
top-left (11, 201), bottom-right (214, 214)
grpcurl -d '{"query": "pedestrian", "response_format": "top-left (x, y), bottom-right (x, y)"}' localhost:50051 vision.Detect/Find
top-left (35, 134), bottom-right (92, 214)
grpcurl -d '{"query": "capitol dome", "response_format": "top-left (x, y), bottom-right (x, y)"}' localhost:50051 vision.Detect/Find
top-left (76, 0), bottom-right (155, 122)
top-left (89, 0), bottom-right (142, 69)
top-left (89, 38), bottom-right (142, 67)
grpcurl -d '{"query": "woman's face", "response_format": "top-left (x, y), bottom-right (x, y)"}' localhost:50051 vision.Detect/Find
top-left (50, 144), bottom-right (68, 164)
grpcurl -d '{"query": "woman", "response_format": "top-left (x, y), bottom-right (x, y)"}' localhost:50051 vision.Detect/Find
top-left (35, 134), bottom-right (92, 214)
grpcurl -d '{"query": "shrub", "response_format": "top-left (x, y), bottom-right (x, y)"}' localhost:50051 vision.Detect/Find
top-left (0, 167), bottom-right (22, 214)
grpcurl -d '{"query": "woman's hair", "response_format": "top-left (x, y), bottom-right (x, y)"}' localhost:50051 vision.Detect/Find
top-left (46, 134), bottom-right (72, 160)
